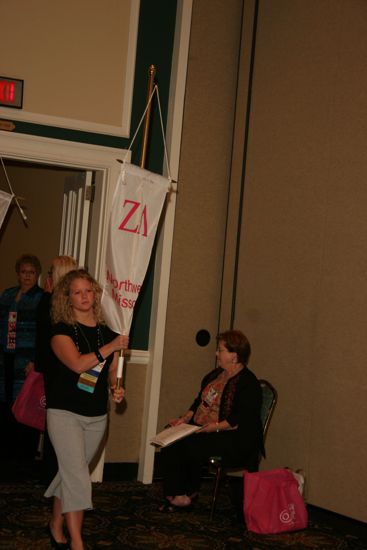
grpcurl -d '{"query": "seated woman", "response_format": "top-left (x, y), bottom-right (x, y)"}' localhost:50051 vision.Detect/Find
top-left (160, 329), bottom-right (264, 510)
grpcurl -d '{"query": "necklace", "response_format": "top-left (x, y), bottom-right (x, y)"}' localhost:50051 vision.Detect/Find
top-left (73, 322), bottom-right (104, 353)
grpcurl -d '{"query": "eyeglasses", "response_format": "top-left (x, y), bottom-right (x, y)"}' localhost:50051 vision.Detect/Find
top-left (216, 348), bottom-right (228, 353)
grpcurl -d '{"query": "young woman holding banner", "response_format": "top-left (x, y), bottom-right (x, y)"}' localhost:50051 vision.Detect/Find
top-left (43, 269), bottom-right (128, 550)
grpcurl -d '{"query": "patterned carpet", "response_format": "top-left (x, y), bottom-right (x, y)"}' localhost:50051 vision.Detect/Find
top-left (0, 473), bottom-right (366, 550)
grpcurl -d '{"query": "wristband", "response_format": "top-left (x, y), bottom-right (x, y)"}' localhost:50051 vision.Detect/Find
top-left (95, 349), bottom-right (104, 363)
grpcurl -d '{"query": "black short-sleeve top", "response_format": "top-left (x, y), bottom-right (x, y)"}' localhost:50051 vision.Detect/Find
top-left (44, 322), bottom-right (116, 417)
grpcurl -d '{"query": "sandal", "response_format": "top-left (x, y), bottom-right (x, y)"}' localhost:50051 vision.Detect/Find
top-left (158, 500), bottom-right (192, 513)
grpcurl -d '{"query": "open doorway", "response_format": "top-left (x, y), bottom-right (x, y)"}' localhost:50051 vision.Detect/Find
top-left (0, 133), bottom-right (134, 476)
top-left (0, 159), bottom-right (93, 289)
top-left (0, 132), bottom-right (125, 288)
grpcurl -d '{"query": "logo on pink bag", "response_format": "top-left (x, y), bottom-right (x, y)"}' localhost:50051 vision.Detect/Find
top-left (39, 395), bottom-right (46, 409)
top-left (279, 503), bottom-right (296, 524)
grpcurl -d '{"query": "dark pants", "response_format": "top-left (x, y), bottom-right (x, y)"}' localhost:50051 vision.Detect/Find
top-left (3, 352), bottom-right (16, 405)
top-left (1, 354), bottom-right (40, 461)
top-left (0, 403), bottom-right (40, 460)
top-left (160, 431), bottom-right (258, 497)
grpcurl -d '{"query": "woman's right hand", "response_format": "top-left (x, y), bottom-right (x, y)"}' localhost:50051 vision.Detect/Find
top-left (168, 410), bottom-right (193, 427)
top-left (111, 334), bottom-right (129, 352)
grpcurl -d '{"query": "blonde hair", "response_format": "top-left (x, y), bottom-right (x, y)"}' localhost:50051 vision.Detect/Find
top-left (51, 269), bottom-right (105, 325)
top-left (51, 255), bottom-right (77, 286)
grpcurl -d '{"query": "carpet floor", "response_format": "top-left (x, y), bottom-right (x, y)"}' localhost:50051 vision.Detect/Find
top-left (0, 470), bottom-right (366, 550)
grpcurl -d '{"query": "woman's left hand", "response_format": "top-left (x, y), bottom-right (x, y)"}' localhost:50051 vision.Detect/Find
top-left (110, 384), bottom-right (125, 403)
top-left (25, 361), bottom-right (35, 376)
top-left (200, 420), bottom-right (236, 433)
top-left (44, 277), bottom-right (54, 293)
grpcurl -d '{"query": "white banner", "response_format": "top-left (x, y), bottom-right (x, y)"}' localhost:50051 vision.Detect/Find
top-left (101, 162), bottom-right (170, 336)
top-left (0, 190), bottom-right (13, 229)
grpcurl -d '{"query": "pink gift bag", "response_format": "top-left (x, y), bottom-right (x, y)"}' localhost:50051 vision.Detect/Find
top-left (243, 468), bottom-right (308, 534)
top-left (12, 371), bottom-right (46, 431)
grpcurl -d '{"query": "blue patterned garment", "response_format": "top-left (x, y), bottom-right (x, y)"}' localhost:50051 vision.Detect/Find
top-left (0, 285), bottom-right (43, 401)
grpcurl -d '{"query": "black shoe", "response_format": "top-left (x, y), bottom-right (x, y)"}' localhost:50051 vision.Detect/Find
top-left (47, 523), bottom-right (70, 549)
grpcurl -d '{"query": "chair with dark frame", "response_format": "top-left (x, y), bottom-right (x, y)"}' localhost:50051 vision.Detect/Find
top-left (208, 379), bottom-right (278, 520)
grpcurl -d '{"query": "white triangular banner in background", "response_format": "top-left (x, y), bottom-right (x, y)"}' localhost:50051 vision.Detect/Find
top-left (0, 190), bottom-right (13, 230)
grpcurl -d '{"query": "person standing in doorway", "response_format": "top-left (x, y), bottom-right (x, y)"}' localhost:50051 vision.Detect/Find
top-left (34, 255), bottom-right (78, 479)
top-left (0, 253), bottom-right (43, 460)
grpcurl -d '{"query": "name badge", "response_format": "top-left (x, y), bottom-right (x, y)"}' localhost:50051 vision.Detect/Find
top-left (77, 361), bottom-right (105, 394)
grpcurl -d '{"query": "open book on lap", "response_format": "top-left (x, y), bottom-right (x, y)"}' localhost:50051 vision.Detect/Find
top-left (150, 423), bottom-right (202, 447)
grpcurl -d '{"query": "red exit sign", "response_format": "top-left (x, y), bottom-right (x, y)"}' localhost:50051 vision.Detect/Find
top-left (0, 77), bottom-right (24, 109)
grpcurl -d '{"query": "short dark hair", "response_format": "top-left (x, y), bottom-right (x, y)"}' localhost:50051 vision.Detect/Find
top-left (15, 254), bottom-right (42, 276)
top-left (216, 330), bottom-right (251, 365)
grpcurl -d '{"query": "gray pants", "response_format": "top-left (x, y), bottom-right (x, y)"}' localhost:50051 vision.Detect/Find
top-left (44, 409), bottom-right (107, 513)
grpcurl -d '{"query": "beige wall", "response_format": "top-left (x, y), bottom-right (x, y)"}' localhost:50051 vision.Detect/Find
top-left (158, 0), bottom-right (244, 425)
top-left (0, 0), bottom-right (136, 136)
top-left (106, 362), bottom-right (146, 461)
top-left (160, 0), bottom-right (366, 523)
top-left (231, 0), bottom-right (367, 521)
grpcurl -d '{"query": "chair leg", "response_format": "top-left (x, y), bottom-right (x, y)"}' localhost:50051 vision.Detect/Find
top-left (210, 464), bottom-right (222, 520)
top-left (228, 476), bottom-right (245, 523)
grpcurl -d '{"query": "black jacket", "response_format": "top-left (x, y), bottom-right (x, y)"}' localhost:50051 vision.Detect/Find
top-left (189, 366), bottom-right (265, 458)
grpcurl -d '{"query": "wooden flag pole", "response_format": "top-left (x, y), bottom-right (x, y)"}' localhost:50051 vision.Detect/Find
top-left (116, 64), bottom-right (156, 390)
top-left (140, 64), bottom-right (156, 169)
